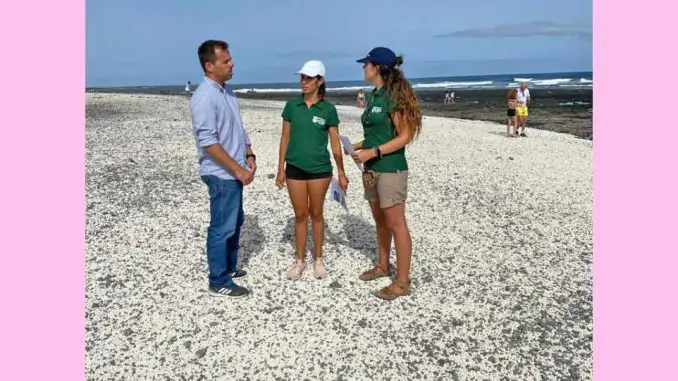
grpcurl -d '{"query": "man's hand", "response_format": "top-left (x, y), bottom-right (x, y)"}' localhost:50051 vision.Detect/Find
top-left (235, 167), bottom-right (254, 186)
top-left (247, 157), bottom-right (257, 177)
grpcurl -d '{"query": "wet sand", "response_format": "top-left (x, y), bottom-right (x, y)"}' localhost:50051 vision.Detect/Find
top-left (236, 88), bottom-right (593, 138)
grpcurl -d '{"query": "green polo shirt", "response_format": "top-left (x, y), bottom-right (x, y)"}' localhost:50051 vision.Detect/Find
top-left (361, 87), bottom-right (408, 173)
top-left (281, 96), bottom-right (340, 173)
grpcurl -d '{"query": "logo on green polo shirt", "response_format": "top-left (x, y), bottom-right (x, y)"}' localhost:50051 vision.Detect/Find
top-left (312, 116), bottom-right (326, 125)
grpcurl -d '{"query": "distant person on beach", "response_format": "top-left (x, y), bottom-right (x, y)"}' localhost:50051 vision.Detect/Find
top-left (357, 89), bottom-right (366, 108)
top-left (506, 89), bottom-right (518, 137)
top-left (185, 80), bottom-right (192, 97)
top-left (516, 81), bottom-right (531, 136)
top-left (190, 40), bottom-right (257, 299)
top-left (444, 90), bottom-right (455, 104)
top-left (275, 60), bottom-right (349, 280)
top-left (349, 47), bottom-right (422, 300)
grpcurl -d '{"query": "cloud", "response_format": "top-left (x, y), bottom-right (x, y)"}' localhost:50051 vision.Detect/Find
top-left (433, 21), bottom-right (591, 39)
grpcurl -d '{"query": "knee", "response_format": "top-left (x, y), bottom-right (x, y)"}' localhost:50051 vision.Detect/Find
top-left (385, 215), bottom-right (407, 233)
top-left (294, 209), bottom-right (309, 223)
top-left (208, 222), bottom-right (236, 243)
top-left (372, 210), bottom-right (387, 226)
top-left (309, 207), bottom-right (323, 222)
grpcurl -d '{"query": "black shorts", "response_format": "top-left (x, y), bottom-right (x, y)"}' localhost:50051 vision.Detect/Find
top-left (507, 109), bottom-right (516, 117)
top-left (285, 163), bottom-right (332, 181)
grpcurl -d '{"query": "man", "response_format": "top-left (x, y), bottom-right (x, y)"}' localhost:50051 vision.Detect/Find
top-left (515, 81), bottom-right (531, 137)
top-left (185, 80), bottom-right (192, 98)
top-left (190, 40), bottom-right (257, 298)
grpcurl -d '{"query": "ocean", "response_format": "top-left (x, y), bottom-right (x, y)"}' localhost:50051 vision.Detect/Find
top-left (86, 71), bottom-right (592, 95)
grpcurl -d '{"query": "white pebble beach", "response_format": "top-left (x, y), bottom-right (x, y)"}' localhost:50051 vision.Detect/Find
top-left (86, 93), bottom-right (592, 380)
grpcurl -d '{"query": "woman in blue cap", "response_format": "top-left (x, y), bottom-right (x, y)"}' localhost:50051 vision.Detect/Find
top-left (348, 47), bottom-right (422, 300)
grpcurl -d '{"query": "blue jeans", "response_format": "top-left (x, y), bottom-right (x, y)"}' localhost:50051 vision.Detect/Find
top-left (201, 175), bottom-right (244, 287)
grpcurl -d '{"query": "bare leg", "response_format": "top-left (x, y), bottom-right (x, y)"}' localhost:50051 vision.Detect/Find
top-left (369, 201), bottom-right (392, 270)
top-left (286, 179), bottom-right (309, 262)
top-left (306, 177), bottom-right (332, 260)
top-left (382, 203), bottom-right (412, 284)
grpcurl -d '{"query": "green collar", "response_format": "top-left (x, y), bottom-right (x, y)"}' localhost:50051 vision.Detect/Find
top-left (293, 95), bottom-right (325, 109)
top-left (373, 87), bottom-right (386, 96)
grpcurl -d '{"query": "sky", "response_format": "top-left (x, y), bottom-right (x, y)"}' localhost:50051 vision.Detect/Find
top-left (86, 0), bottom-right (592, 87)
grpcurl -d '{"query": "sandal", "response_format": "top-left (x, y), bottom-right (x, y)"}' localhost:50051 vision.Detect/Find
top-left (359, 265), bottom-right (390, 281)
top-left (375, 279), bottom-right (411, 301)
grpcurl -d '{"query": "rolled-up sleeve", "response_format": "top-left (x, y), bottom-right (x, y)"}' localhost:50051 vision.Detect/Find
top-left (190, 92), bottom-right (218, 147)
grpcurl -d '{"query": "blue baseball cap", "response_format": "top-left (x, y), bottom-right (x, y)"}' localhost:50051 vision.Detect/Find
top-left (356, 47), bottom-right (397, 66)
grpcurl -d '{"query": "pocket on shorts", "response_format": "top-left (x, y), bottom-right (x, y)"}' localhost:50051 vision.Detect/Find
top-left (362, 170), bottom-right (378, 189)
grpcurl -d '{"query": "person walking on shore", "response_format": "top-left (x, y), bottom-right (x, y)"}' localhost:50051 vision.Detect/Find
top-left (190, 40), bottom-right (257, 298)
top-left (275, 60), bottom-right (349, 280)
top-left (349, 47), bottom-right (421, 300)
top-left (357, 89), bottom-right (366, 108)
top-left (506, 88), bottom-right (518, 137)
top-left (516, 81), bottom-right (531, 136)
top-left (185, 80), bottom-right (192, 97)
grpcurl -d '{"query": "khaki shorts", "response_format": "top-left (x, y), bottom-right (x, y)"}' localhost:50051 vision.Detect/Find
top-left (363, 170), bottom-right (408, 209)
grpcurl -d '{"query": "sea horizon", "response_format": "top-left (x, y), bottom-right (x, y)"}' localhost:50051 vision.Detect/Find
top-left (86, 70), bottom-right (593, 95)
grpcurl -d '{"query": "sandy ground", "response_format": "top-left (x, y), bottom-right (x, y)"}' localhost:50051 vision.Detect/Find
top-left (86, 93), bottom-right (592, 380)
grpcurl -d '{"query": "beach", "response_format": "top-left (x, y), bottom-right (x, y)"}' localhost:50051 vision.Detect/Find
top-left (86, 93), bottom-right (592, 380)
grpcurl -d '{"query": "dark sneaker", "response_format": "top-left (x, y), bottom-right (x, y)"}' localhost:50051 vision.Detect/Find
top-left (230, 269), bottom-right (247, 279)
top-left (208, 283), bottom-right (250, 298)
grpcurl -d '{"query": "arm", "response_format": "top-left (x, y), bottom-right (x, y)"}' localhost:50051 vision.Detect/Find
top-left (204, 144), bottom-right (248, 176)
top-left (277, 120), bottom-right (291, 172)
top-left (352, 140), bottom-right (364, 151)
top-left (275, 120), bottom-right (291, 189)
top-left (375, 111), bottom-right (411, 154)
top-left (245, 140), bottom-right (256, 175)
top-left (328, 126), bottom-right (346, 176)
top-left (352, 111), bottom-right (411, 163)
top-left (325, 107), bottom-right (346, 178)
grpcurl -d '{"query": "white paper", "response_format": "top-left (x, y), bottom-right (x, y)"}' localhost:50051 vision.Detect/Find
top-left (339, 134), bottom-right (363, 172)
top-left (330, 177), bottom-right (348, 212)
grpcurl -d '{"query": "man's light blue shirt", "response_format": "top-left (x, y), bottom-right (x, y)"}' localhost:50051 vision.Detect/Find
top-left (190, 76), bottom-right (251, 180)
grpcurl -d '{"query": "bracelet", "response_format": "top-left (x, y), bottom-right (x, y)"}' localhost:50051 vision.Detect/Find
top-left (374, 147), bottom-right (383, 159)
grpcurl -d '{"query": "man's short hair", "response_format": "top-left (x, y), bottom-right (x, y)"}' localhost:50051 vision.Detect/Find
top-left (197, 40), bottom-right (229, 72)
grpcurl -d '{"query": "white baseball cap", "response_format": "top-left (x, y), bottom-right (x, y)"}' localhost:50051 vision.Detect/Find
top-left (296, 60), bottom-right (326, 77)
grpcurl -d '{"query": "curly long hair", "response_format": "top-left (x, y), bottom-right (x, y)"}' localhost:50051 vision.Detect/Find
top-left (377, 56), bottom-right (422, 143)
top-left (507, 88), bottom-right (518, 99)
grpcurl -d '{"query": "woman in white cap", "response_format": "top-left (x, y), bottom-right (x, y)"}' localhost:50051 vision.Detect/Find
top-left (348, 47), bottom-right (422, 300)
top-left (275, 60), bottom-right (349, 280)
